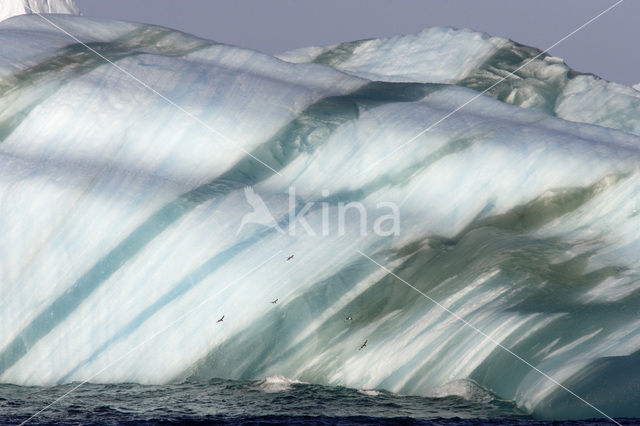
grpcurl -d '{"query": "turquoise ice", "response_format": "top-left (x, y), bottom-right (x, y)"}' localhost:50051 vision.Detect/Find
top-left (0, 14), bottom-right (639, 420)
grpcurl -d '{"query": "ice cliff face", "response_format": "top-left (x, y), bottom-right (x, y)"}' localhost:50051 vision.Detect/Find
top-left (0, 14), bottom-right (639, 420)
top-left (0, 0), bottom-right (80, 23)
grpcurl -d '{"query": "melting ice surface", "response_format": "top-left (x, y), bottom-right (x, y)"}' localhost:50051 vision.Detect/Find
top-left (0, 14), bottom-right (639, 421)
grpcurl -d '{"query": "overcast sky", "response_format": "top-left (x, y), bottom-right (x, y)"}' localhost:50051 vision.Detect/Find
top-left (75, 0), bottom-right (638, 87)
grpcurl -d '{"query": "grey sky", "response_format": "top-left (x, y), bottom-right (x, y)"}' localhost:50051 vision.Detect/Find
top-left (75, 0), bottom-right (638, 87)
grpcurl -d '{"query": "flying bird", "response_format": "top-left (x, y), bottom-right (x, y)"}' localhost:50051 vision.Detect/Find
top-left (359, 339), bottom-right (367, 350)
top-left (287, 255), bottom-right (294, 261)
top-left (236, 187), bottom-right (282, 235)
top-left (216, 315), bottom-right (224, 323)
top-left (345, 316), bottom-right (353, 321)
top-left (271, 298), bottom-right (278, 304)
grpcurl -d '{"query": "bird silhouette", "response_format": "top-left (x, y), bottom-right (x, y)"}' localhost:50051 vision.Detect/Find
top-left (359, 339), bottom-right (367, 350)
top-left (287, 255), bottom-right (294, 261)
top-left (271, 298), bottom-right (278, 304)
top-left (345, 316), bottom-right (353, 321)
top-left (216, 315), bottom-right (224, 323)
top-left (237, 187), bottom-right (282, 235)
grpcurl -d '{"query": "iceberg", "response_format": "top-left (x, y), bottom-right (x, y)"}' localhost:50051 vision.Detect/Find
top-left (280, 28), bottom-right (640, 135)
top-left (0, 0), bottom-right (80, 23)
top-left (0, 14), bottom-right (639, 421)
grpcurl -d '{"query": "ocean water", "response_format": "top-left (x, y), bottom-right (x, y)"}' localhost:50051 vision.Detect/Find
top-left (0, 378), bottom-right (634, 425)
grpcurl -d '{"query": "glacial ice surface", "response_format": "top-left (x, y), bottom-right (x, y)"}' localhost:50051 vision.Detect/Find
top-left (280, 28), bottom-right (640, 135)
top-left (0, 0), bottom-right (79, 23)
top-left (1, 14), bottom-right (639, 420)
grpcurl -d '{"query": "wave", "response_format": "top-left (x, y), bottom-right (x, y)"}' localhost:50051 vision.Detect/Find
top-left (357, 389), bottom-right (381, 397)
top-left (252, 376), bottom-right (306, 393)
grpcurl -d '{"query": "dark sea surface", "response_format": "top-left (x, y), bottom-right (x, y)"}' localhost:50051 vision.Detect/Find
top-left (0, 378), bottom-right (634, 425)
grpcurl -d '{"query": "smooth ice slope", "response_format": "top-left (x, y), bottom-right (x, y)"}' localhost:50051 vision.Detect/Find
top-left (279, 29), bottom-right (640, 135)
top-left (1, 15), bottom-right (640, 421)
top-left (0, 0), bottom-right (79, 23)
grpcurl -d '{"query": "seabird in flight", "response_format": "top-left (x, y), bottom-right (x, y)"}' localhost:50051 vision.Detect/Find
top-left (345, 316), bottom-right (353, 321)
top-left (216, 315), bottom-right (224, 323)
top-left (271, 298), bottom-right (278, 304)
top-left (359, 339), bottom-right (367, 350)
top-left (287, 255), bottom-right (294, 261)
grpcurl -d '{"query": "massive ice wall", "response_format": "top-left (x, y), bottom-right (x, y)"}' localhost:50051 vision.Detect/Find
top-left (0, 14), bottom-right (639, 420)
